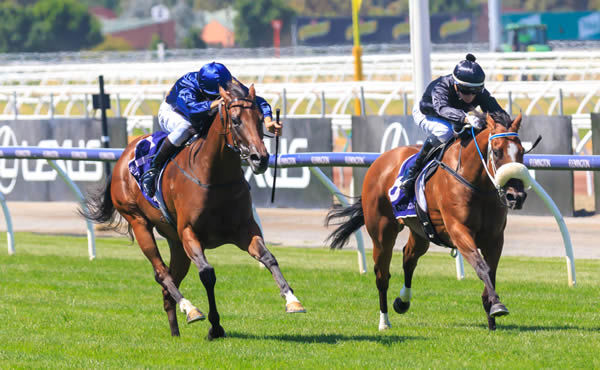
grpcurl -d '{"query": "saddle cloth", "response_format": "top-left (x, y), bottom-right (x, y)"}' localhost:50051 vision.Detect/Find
top-left (388, 154), bottom-right (434, 219)
top-left (128, 131), bottom-right (169, 208)
top-left (387, 152), bottom-right (453, 248)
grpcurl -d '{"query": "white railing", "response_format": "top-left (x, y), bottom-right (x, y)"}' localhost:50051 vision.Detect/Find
top-left (2, 51), bottom-right (600, 85)
top-left (1, 81), bottom-right (599, 119)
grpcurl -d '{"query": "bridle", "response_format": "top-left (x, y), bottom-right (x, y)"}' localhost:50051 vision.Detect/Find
top-left (472, 127), bottom-right (520, 206)
top-left (171, 97), bottom-right (258, 190)
top-left (218, 97), bottom-right (258, 160)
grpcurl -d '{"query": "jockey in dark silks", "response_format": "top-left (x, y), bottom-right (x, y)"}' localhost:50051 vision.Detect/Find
top-left (141, 62), bottom-right (281, 197)
top-left (400, 53), bottom-right (509, 196)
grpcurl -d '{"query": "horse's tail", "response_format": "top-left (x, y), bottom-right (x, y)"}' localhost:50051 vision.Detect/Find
top-left (325, 196), bottom-right (365, 249)
top-left (78, 174), bottom-right (133, 240)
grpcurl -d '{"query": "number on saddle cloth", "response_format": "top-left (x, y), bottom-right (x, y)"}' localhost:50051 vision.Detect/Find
top-left (388, 154), bottom-right (420, 218)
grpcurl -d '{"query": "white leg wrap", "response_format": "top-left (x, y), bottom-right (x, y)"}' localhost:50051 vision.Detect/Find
top-left (399, 286), bottom-right (412, 302)
top-left (178, 298), bottom-right (194, 314)
top-left (284, 291), bottom-right (300, 305)
top-left (379, 311), bottom-right (391, 331)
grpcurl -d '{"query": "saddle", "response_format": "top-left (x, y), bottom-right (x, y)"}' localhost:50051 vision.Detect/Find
top-left (388, 139), bottom-right (456, 248)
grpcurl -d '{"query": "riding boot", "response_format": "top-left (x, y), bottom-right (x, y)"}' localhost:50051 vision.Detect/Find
top-left (141, 138), bottom-right (177, 197)
top-left (400, 136), bottom-right (442, 196)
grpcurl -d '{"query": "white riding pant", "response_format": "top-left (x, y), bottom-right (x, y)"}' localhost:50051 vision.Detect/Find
top-left (412, 105), bottom-right (454, 143)
top-left (158, 101), bottom-right (193, 147)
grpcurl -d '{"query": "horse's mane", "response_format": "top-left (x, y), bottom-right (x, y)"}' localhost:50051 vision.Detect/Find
top-left (195, 81), bottom-right (249, 138)
top-left (226, 80), bottom-right (248, 99)
top-left (473, 110), bottom-right (512, 129)
top-left (459, 110), bottom-right (513, 147)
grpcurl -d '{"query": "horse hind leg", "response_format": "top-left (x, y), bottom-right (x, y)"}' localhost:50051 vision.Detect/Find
top-left (245, 233), bottom-right (305, 314)
top-left (367, 215), bottom-right (400, 331)
top-left (393, 229), bottom-right (429, 315)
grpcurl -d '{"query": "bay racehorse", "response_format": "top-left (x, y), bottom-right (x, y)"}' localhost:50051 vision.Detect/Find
top-left (82, 84), bottom-right (305, 339)
top-left (326, 112), bottom-right (527, 331)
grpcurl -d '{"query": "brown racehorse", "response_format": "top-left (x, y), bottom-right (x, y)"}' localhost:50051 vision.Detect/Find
top-left (326, 112), bottom-right (527, 331)
top-left (82, 84), bottom-right (305, 340)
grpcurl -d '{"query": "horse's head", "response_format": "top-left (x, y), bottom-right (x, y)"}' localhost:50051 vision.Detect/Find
top-left (219, 84), bottom-right (269, 174)
top-left (485, 112), bottom-right (528, 210)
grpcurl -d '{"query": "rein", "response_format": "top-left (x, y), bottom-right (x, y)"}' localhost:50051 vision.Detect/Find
top-left (436, 127), bottom-right (521, 204)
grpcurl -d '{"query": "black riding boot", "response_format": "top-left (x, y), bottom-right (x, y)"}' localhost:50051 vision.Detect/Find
top-left (141, 138), bottom-right (177, 197)
top-left (400, 136), bottom-right (442, 195)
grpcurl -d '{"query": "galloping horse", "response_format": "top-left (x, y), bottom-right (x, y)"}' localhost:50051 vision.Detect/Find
top-left (82, 84), bottom-right (305, 339)
top-left (326, 112), bottom-right (527, 331)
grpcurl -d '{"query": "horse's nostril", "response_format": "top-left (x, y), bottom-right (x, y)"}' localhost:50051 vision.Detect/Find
top-left (250, 153), bottom-right (260, 163)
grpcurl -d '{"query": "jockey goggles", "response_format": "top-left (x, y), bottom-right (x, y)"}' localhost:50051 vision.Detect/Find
top-left (456, 83), bottom-right (483, 95)
top-left (453, 73), bottom-right (484, 95)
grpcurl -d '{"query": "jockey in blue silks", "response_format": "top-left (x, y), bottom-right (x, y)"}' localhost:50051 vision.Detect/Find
top-left (400, 53), bottom-right (509, 196)
top-left (141, 62), bottom-right (280, 197)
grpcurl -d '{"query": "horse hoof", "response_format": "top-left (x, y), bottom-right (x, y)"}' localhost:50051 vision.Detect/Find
top-left (393, 297), bottom-right (410, 314)
top-left (186, 308), bottom-right (205, 324)
top-left (207, 325), bottom-right (226, 341)
top-left (379, 323), bottom-right (391, 331)
top-left (490, 303), bottom-right (509, 318)
top-left (286, 301), bottom-right (306, 313)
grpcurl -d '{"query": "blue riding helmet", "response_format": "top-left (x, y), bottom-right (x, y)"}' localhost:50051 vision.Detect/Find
top-left (452, 53), bottom-right (485, 95)
top-left (197, 62), bottom-right (233, 96)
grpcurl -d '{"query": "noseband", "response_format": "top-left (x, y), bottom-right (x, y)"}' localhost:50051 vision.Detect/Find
top-left (218, 97), bottom-right (258, 160)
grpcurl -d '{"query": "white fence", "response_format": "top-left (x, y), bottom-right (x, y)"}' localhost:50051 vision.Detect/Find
top-left (2, 51), bottom-right (600, 84)
top-left (1, 80), bottom-right (599, 120)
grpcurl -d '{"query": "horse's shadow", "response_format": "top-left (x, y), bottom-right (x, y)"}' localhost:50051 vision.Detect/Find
top-left (470, 323), bottom-right (600, 332)
top-left (227, 332), bottom-right (424, 345)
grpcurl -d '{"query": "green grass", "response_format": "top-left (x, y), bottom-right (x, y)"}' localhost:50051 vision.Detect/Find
top-left (1, 232), bottom-right (599, 368)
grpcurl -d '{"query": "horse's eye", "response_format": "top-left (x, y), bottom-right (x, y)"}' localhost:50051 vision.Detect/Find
top-left (232, 116), bottom-right (242, 127)
top-left (493, 148), bottom-right (503, 159)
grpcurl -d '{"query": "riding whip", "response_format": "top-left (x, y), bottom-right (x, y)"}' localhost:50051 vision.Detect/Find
top-left (270, 108), bottom-right (281, 203)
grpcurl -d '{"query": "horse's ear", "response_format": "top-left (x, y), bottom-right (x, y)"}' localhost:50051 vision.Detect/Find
top-left (486, 113), bottom-right (495, 132)
top-left (510, 112), bottom-right (523, 132)
top-left (248, 84), bottom-right (256, 100)
top-left (219, 85), bottom-right (230, 102)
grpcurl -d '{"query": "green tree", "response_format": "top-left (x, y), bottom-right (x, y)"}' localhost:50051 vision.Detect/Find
top-left (25, 0), bottom-right (103, 52)
top-left (182, 28), bottom-right (207, 49)
top-left (0, 2), bottom-right (30, 53)
top-left (233, 0), bottom-right (296, 47)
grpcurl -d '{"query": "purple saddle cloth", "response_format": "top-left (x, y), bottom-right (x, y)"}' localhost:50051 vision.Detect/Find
top-left (128, 131), bottom-right (169, 208)
top-left (388, 154), bottom-right (418, 218)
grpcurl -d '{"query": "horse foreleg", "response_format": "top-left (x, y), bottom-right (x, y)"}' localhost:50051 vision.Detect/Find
top-left (247, 235), bottom-right (306, 314)
top-left (480, 237), bottom-right (506, 330)
top-left (165, 239), bottom-right (204, 327)
top-left (180, 227), bottom-right (225, 340)
top-left (448, 223), bottom-right (508, 330)
top-left (130, 221), bottom-right (203, 336)
top-left (394, 230), bottom-right (430, 316)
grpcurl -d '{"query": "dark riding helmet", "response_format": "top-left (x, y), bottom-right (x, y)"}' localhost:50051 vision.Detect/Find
top-left (197, 62), bottom-right (233, 97)
top-left (452, 53), bottom-right (485, 95)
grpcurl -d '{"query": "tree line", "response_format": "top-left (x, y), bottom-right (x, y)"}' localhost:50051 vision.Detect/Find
top-left (1, 0), bottom-right (598, 53)
top-left (0, 0), bottom-right (102, 53)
